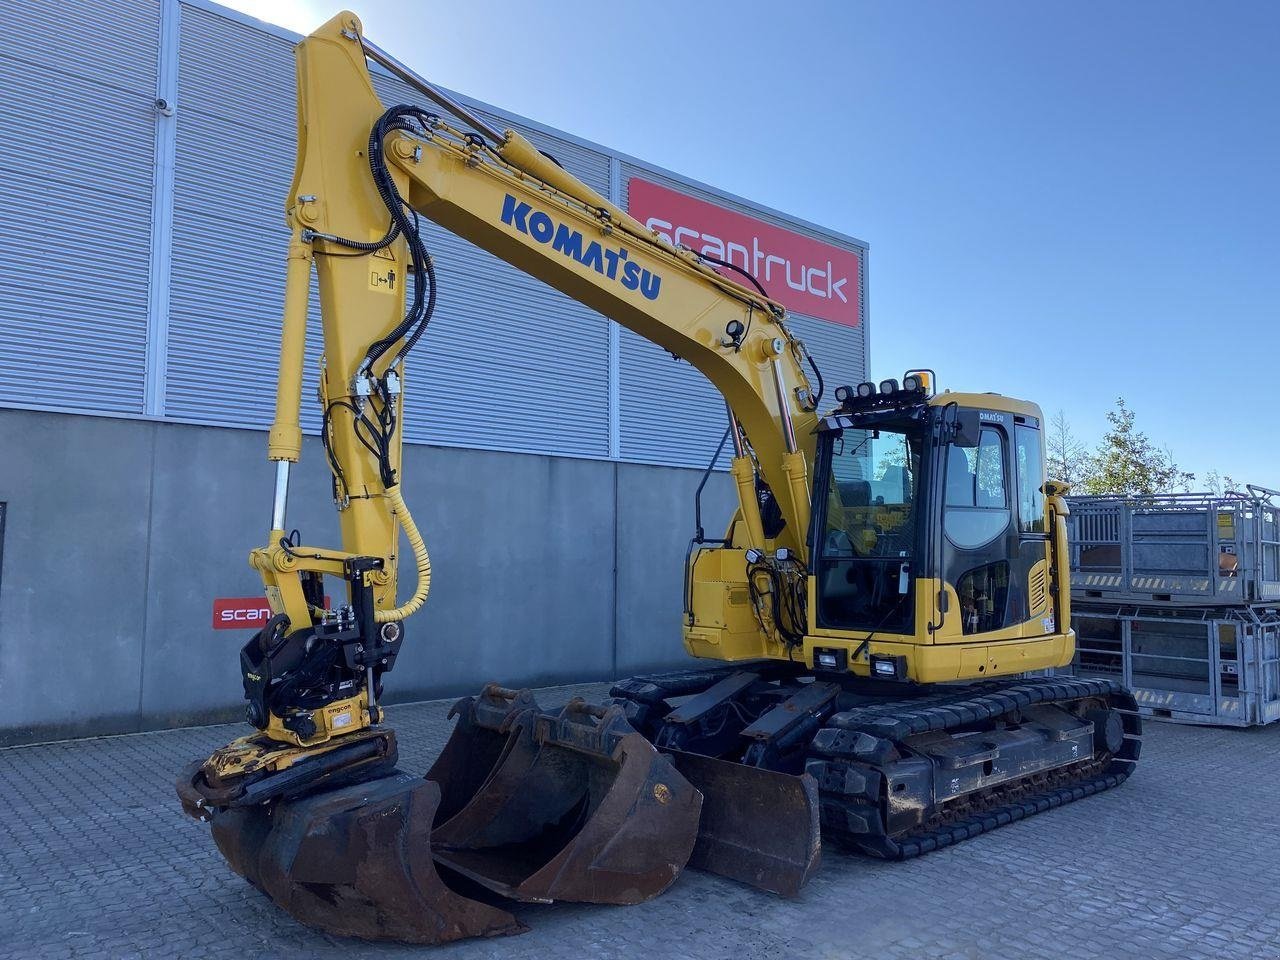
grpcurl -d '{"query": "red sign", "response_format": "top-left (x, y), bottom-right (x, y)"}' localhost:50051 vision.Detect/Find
top-left (212, 595), bottom-right (330, 630)
top-left (628, 178), bottom-right (861, 327)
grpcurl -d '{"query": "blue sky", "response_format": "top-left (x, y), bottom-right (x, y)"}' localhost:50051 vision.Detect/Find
top-left (232, 0), bottom-right (1278, 483)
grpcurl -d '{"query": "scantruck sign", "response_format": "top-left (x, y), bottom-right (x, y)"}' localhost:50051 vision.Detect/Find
top-left (627, 178), bottom-right (861, 327)
top-left (213, 595), bottom-right (330, 629)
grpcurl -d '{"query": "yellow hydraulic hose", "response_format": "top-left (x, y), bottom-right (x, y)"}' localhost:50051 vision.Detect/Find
top-left (374, 484), bottom-right (431, 622)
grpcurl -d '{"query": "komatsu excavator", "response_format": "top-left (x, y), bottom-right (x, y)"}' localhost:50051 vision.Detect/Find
top-left (178, 11), bottom-right (1142, 944)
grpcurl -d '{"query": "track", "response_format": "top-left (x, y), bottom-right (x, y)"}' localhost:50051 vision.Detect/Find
top-left (611, 670), bottom-right (1142, 865)
top-left (807, 676), bottom-right (1142, 858)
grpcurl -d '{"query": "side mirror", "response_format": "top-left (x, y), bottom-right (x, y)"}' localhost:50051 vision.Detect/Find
top-left (952, 409), bottom-right (981, 448)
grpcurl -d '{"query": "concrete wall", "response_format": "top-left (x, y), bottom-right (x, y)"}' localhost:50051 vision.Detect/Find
top-left (0, 409), bottom-right (735, 745)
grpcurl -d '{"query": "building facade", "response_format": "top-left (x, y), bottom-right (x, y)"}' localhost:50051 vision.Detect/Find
top-left (0, 0), bottom-right (868, 744)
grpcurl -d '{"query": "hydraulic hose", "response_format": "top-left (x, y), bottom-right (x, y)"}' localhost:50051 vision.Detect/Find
top-left (374, 484), bottom-right (432, 623)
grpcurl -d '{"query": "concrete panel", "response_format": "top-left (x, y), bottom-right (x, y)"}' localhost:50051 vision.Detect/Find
top-left (138, 427), bottom-right (340, 723)
top-left (0, 412), bottom-right (733, 743)
top-left (0, 411), bottom-right (154, 739)
top-left (614, 462), bottom-right (737, 675)
top-left (388, 445), bottom-right (617, 700)
top-left (141, 425), bottom-right (616, 725)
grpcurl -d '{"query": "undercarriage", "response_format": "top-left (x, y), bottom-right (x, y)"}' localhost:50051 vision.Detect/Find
top-left (611, 666), bottom-right (1142, 861)
top-left (178, 668), bottom-right (1141, 943)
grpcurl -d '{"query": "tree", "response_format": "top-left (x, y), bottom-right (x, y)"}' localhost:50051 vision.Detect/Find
top-left (1079, 397), bottom-right (1195, 497)
top-left (1203, 469), bottom-right (1239, 497)
top-left (1046, 409), bottom-right (1088, 490)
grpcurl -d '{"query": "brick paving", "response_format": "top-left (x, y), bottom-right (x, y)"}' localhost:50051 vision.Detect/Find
top-left (1, 681), bottom-right (1277, 960)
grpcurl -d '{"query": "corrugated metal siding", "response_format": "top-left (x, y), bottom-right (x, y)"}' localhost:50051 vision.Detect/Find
top-left (617, 313), bottom-right (867, 470)
top-left (166, 7), bottom-right (610, 457)
top-left (788, 314), bottom-right (867, 410)
top-left (0, 0), bottom-right (157, 414)
top-left (617, 161), bottom-right (868, 467)
top-left (4, 0), bottom-right (868, 472)
top-left (368, 75), bottom-right (612, 456)
top-left (166, 6), bottom-right (323, 430)
top-left (618, 332), bottom-right (727, 468)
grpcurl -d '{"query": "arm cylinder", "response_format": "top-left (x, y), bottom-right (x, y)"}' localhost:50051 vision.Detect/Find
top-left (266, 238), bottom-right (313, 463)
top-left (270, 460), bottom-right (291, 532)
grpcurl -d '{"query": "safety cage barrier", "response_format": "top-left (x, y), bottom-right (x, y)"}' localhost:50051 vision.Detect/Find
top-left (1067, 490), bottom-right (1280, 606)
top-left (1054, 604), bottom-right (1280, 727)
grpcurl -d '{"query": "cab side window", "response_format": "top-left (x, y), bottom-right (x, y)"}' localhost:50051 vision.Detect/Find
top-left (944, 427), bottom-right (1010, 549)
top-left (1015, 425), bottom-right (1046, 534)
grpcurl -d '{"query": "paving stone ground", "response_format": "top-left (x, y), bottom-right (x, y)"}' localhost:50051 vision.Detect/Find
top-left (1, 681), bottom-right (1277, 960)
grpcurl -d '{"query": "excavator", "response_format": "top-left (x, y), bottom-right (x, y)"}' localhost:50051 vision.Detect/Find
top-left (177, 11), bottom-right (1142, 944)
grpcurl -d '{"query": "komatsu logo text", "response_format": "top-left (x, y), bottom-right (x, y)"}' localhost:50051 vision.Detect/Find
top-left (501, 195), bottom-right (662, 301)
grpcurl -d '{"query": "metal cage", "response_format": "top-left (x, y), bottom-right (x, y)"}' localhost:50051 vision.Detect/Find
top-left (1058, 604), bottom-right (1280, 727)
top-left (1068, 489), bottom-right (1280, 606)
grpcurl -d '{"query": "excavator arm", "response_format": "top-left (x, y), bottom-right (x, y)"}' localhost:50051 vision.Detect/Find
top-left (241, 11), bottom-right (825, 751)
top-left (177, 12), bottom-right (828, 941)
top-left (286, 9), bottom-right (821, 557)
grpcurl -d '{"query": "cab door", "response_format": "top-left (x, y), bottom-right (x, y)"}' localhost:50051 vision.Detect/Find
top-left (937, 411), bottom-right (1048, 640)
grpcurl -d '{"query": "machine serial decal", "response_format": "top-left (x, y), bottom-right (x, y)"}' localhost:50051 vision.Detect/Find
top-left (501, 194), bottom-right (662, 301)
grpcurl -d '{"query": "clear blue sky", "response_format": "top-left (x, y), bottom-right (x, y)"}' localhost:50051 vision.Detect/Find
top-left (234, 0), bottom-right (1279, 483)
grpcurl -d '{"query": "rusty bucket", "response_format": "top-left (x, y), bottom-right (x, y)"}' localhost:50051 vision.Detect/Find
top-left (208, 773), bottom-right (526, 944)
top-left (191, 686), bottom-right (702, 943)
top-left (428, 693), bottom-right (702, 904)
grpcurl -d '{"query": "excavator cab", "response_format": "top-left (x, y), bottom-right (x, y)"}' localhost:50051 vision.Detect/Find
top-left (811, 373), bottom-right (1057, 654)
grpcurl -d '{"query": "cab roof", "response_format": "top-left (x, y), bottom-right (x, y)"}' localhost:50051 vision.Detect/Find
top-left (928, 391), bottom-right (1044, 421)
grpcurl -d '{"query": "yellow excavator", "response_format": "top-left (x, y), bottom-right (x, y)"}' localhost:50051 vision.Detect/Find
top-left (177, 11), bottom-right (1142, 944)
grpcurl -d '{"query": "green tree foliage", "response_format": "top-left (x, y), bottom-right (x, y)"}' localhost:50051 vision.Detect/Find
top-left (1079, 397), bottom-right (1194, 496)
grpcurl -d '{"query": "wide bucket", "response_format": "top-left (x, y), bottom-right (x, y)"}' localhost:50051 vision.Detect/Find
top-left (428, 694), bottom-right (702, 904)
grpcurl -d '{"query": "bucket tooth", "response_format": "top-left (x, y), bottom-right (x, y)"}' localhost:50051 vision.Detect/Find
top-left (429, 699), bottom-right (702, 905)
top-left (667, 749), bottom-right (821, 898)
top-left (210, 773), bottom-right (526, 944)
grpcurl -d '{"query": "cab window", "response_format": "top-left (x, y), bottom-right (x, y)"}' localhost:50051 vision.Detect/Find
top-left (821, 429), bottom-right (918, 559)
top-left (944, 427), bottom-right (1010, 549)
top-left (1015, 424), bottom-right (1046, 534)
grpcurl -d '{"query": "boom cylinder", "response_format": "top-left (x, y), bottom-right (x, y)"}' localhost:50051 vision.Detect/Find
top-left (731, 457), bottom-right (768, 549)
